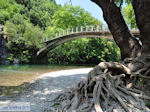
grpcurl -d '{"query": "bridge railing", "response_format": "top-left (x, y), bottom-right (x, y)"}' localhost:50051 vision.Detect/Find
top-left (45, 24), bottom-right (139, 41)
top-left (54, 24), bottom-right (109, 38)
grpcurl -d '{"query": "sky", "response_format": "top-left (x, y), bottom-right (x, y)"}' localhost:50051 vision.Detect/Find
top-left (55, 0), bottom-right (106, 24)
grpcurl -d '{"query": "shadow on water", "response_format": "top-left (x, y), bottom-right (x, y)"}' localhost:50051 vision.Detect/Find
top-left (0, 82), bottom-right (31, 97)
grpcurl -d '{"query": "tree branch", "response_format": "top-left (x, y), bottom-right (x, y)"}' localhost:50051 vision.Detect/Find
top-left (91, 0), bottom-right (141, 60)
top-left (119, 0), bottom-right (123, 9)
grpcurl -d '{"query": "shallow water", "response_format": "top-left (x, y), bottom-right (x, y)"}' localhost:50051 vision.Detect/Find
top-left (0, 64), bottom-right (90, 86)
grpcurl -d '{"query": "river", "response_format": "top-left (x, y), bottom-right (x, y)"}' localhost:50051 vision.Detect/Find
top-left (0, 64), bottom-right (92, 96)
top-left (0, 64), bottom-right (92, 86)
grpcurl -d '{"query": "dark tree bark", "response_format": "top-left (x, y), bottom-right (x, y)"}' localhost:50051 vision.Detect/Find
top-left (132, 0), bottom-right (150, 65)
top-left (131, 0), bottom-right (150, 100)
top-left (91, 0), bottom-right (141, 60)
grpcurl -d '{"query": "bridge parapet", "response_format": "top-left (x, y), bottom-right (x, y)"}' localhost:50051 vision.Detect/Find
top-left (46, 24), bottom-right (107, 41)
top-left (45, 24), bottom-right (139, 42)
top-left (52, 24), bottom-right (108, 40)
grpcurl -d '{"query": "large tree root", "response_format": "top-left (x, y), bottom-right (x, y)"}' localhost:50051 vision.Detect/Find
top-left (52, 61), bottom-right (150, 112)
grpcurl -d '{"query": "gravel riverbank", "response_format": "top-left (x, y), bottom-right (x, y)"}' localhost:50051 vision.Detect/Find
top-left (0, 68), bottom-right (93, 112)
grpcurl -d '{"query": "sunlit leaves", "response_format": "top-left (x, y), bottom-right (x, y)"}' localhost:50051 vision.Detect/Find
top-left (6, 14), bottom-right (44, 48)
top-left (0, 0), bottom-right (23, 24)
top-left (45, 5), bottom-right (102, 38)
top-left (114, 0), bottom-right (136, 28)
top-left (28, 1), bottom-right (57, 28)
top-left (122, 3), bottom-right (136, 28)
top-left (52, 5), bottom-right (102, 29)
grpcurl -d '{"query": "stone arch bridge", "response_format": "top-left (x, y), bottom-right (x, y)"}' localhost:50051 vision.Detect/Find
top-left (36, 25), bottom-right (139, 63)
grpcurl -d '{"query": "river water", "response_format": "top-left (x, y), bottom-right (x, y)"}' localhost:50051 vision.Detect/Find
top-left (0, 64), bottom-right (91, 86)
top-left (0, 64), bottom-right (92, 96)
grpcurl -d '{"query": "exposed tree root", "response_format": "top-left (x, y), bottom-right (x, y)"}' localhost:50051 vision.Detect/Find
top-left (52, 61), bottom-right (150, 112)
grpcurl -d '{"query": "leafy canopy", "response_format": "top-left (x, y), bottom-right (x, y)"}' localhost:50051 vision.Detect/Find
top-left (44, 5), bottom-right (102, 39)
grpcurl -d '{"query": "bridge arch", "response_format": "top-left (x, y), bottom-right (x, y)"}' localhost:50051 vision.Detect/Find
top-left (36, 24), bottom-right (139, 63)
top-left (37, 31), bottom-right (113, 59)
top-left (36, 30), bottom-right (139, 61)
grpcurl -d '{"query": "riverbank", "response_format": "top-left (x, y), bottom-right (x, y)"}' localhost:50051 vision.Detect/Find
top-left (0, 64), bottom-right (93, 86)
top-left (0, 68), bottom-right (93, 112)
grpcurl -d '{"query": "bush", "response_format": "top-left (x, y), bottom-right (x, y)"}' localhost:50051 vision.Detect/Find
top-left (48, 38), bottom-right (120, 65)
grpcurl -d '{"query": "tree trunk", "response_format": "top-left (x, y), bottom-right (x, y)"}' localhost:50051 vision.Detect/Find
top-left (132, 0), bottom-right (150, 66)
top-left (131, 0), bottom-right (150, 103)
top-left (91, 0), bottom-right (141, 60)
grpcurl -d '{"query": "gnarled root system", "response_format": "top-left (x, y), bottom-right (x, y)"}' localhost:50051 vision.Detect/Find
top-left (52, 61), bottom-right (150, 112)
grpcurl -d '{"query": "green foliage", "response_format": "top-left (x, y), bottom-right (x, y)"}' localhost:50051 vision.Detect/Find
top-left (14, 0), bottom-right (57, 28)
top-left (122, 3), bottom-right (136, 29)
top-left (23, 23), bottom-right (44, 47)
top-left (7, 41), bottom-right (36, 64)
top-left (44, 5), bottom-right (102, 38)
top-left (0, 0), bottom-right (23, 24)
top-left (114, 0), bottom-right (136, 29)
top-left (8, 50), bottom-right (31, 63)
top-left (52, 5), bottom-right (101, 28)
top-left (44, 26), bottom-right (64, 40)
top-left (28, 1), bottom-right (57, 28)
top-left (6, 14), bottom-right (44, 48)
top-left (1, 0), bottom-right (121, 64)
top-left (48, 38), bottom-right (120, 65)
top-left (5, 14), bottom-right (43, 64)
